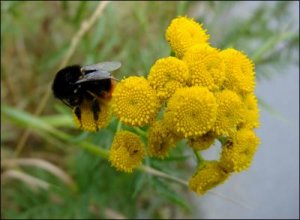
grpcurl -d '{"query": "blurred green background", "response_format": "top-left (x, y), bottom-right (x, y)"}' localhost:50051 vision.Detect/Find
top-left (1, 1), bottom-right (299, 219)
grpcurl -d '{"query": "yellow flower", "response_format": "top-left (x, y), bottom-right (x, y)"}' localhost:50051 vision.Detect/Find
top-left (188, 131), bottom-right (217, 151)
top-left (240, 93), bottom-right (260, 129)
top-left (112, 76), bottom-right (160, 126)
top-left (212, 90), bottom-right (245, 136)
top-left (164, 86), bottom-right (217, 138)
top-left (220, 48), bottom-right (255, 95)
top-left (183, 44), bottom-right (226, 91)
top-left (165, 16), bottom-right (209, 58)
top-left (147, 120), bottom-right (178, 158)
top-left (219, 129), bottom-right (260, 173)
top-left (72, 99), bottom-right (111, 132)
top-left (189, 161), bottom-right (230, 195)
top-left (148, 57), bottom-right (189, 102)
top-left (109, 131), bottom-right (145, 173)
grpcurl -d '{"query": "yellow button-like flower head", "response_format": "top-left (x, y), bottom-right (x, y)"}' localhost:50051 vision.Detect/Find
top-left (220, 128), bottom-right (260, 173)
top-left (189, 161), bottom-right (230, 195)
top-left (165, 16), bottom-right (209, 58)
top-left (213, 90), bottom-right (245, 136)
top-left (72, 99), bottom-right (111, 132)
top-left (183, 44), bottom-right (225, 91)
top-left (188, 131), bottom-right (217, 151)
top-left (240, 93), bottom-right (260, 129)
top-left (112, 76), bottom-right (160, 126)
top-left (148, 57), bottom-right (189, 102)
top-left (164, 86), bottom-right (217, 138)
top-left (109, 131), bottom-right (145, 173)
top-left (147, 120), bottom-right (179, 158)
top-left (221, 48), bottom-right (255, 95)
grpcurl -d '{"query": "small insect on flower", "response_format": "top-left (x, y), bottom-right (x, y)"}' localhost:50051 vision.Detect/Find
top-left (109, 130), bottom-right (145, 173)
top-left (219, 128), bottom-right (260, 173)
top-left (188, 131), bottom-right (217, 151)
top-left (52, 61), bottom-right (121, 131)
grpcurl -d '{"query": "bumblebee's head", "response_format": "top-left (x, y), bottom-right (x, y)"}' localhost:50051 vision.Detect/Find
top-left (52, 65), bottom-right (82, 99)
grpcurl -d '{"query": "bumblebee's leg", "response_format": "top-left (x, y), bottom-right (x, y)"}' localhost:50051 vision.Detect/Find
top-left (91, 98), bottom-right (100, 131)
top-left (86, 91), bottom-right (101, 131)
top-left (74, 106), bottom-right (82, 128)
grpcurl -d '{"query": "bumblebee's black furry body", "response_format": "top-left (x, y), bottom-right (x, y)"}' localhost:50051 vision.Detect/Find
top-left (52, 65), bottom-right (113, 129)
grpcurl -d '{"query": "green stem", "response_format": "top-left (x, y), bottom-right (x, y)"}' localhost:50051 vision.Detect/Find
top-left (116, 120), bottom-right (122, 133)
top-left (78, 142), bottom-right (109, 159)
top-left (132, 127), bottom-right (147, 137)
top-left (218, 136), bottom-right (227, 145)
top-left (139, 165), bottom-right (188, 186)
top-left (49, 128), bottom-right (109, 159)
top-left (193, 150), bottom-right (204, 166)
top-left (169, 50), bottom-right (175, 57)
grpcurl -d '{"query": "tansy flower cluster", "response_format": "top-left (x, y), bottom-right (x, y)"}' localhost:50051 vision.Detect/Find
top-left (71, 16), bottom-right (260, 196)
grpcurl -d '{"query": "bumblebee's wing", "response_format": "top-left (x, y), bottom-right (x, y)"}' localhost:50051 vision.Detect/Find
top-left (75, 70), bottom-right (116, 84)
top-left (81, 61), bottom-right (121, 72)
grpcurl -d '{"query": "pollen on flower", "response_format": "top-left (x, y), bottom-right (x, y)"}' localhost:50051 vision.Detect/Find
top-left (148, 57), bottom-right (189, 102)
top-left (188, 131), bottom-right (217, 151)
top-left (188, 161), bottom-right (230, 195)
top-left (183, 44), bottom-right (225, 91)
top-left (112, 76), bottom-right (160, 126)
top-left (72, 99), bottom-right (111, 132)
top-left (148, 120), bottom-right (178, 158)
top-left (221, 48), bottom-right (255, 95)
top-left (164, 86), bottom-right (217, 138)
top-left (212, 90), bottom-right (245, 136)
top-left (219, 128), bottom-right (260, 173)
top-left (165, 16), bottom-right (209, 58)
top-left (109, 130), bottom-right (145, 173)
top-left (240, 93), bottom-right (260, 129)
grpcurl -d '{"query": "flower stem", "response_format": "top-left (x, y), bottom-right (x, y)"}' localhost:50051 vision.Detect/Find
top-left (169, 50), bottom-right (176, 56)
top-left (116, 120), bottom-right (122, 133)
top-left (193, 150), bottom-right (205, 165)
top-left (218, 136), bottom-right (227, 145)
top-left (132, 127), bottom-right (147, 137)
top-left (139, 165), bottom-right (188, 186)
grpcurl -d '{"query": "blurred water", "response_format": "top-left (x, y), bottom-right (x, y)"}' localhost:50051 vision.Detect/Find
top-left (191, 2), bottom-right (299, 219)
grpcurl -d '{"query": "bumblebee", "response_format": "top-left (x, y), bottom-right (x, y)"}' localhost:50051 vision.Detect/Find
top-left (52, 61), bottom-right (121, 130)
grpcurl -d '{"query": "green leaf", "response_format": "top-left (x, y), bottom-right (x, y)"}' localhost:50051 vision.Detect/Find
top-left (2, 104), bottom-right (61, 136)
top-left (153, 178), bottom-right (190, 212)
top-left (132, 172), bottom-right (146, 198)
top-left (251, 31), bottom-right (298, 63)
top-left (73, 2), bottom-right (88, 26)
top-left (41, 114), bottom-right (73, 128)
top-left (1, 104), bottom-right (109, 158)
top-left (90, 17), bottom-right (105, 49)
